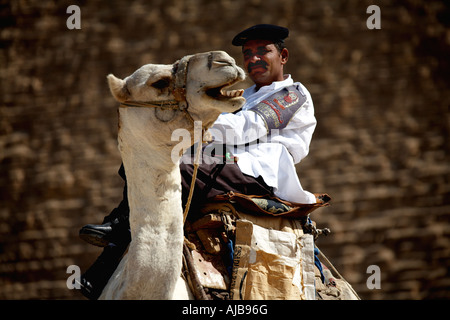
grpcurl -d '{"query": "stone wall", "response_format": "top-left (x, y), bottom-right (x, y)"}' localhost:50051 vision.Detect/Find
top-left (0, 0), bottom-right (449, 299)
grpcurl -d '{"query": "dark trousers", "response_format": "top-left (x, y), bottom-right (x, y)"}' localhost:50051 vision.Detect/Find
top-left (106, 153), bottom-right (273, 228)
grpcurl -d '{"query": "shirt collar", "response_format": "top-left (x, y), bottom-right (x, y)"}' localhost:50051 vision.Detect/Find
top-left (243, 74), bottom-right (293, 108)
top-left (244, 74), bottom-right (292, 96)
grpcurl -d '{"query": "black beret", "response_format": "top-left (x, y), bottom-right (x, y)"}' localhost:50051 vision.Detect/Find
top-left (232, 24), bottom-right (289, 46)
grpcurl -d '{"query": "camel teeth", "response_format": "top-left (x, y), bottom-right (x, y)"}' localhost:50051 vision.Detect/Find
top-left (223, 89), bottom-right (244, 97)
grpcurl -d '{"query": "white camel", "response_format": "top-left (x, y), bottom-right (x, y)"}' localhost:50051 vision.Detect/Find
top-left (99, 51), bottom-right (246, 299)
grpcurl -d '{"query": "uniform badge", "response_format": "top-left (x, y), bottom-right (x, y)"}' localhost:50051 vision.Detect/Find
top-left (250, 85), bottom-right (307, 132)
top-left (284, 92), bottom-right (299, 104)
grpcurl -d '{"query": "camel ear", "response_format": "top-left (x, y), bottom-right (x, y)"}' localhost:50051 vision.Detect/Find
top-left (107, 74), bottom-right (130, 102)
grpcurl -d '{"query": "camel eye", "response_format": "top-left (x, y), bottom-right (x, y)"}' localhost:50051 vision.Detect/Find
top-left (151, 78), bottom-right (170, 89)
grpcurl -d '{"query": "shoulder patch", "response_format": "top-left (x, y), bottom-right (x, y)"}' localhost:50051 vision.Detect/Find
top-left (250, 85), bottom-right (307, 132)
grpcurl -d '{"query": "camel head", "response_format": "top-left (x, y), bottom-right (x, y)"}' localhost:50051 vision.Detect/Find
top-left (106, 51), bottom-right (246, 138)
top-left (100, 52), bottom-right (246, 300)
top-left (179, 51), bottom-right (246, 127)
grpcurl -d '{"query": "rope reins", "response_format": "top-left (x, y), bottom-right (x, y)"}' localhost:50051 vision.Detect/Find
top-left (119, 100), bottom-right (179, 109)
top-left (118, 54), bottom-right (204, 224)
top-left (119, 99), bottom-right (196, 127)
top-left (182, 129), bottom-right (205, 223)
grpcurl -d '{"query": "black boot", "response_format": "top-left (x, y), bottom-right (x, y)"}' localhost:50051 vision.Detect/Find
top-left (78, 243), bottom-right (128, 300)
top-left (79, 215), bottom-right (131, 247)
top-left (80, 165), bottom-right (131, 247)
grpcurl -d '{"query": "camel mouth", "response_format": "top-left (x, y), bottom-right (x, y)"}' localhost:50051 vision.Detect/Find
top-left (205, 82), bottom-right (244, 101)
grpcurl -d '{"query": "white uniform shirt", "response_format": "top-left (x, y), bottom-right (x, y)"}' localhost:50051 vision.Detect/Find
top-left (209, 75), bottom-right (317, 204)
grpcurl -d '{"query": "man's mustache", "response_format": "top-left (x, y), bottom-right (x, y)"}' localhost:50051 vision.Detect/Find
top-left (248, 61), bottom-right (267, 72)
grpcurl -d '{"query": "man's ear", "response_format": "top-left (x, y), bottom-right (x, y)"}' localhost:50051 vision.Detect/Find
top-left (280, 48), bottom-right (289, 65)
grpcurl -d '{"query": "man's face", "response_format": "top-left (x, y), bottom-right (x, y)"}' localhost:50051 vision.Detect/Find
top-left (242, 39), bottom-right (288, 89)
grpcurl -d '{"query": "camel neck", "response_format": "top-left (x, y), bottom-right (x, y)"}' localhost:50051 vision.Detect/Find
top-left (121, 149), bottom-right (182, 227)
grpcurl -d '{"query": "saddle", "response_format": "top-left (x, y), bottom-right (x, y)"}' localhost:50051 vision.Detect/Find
top-left (181, 192), bottom-right (355, 300)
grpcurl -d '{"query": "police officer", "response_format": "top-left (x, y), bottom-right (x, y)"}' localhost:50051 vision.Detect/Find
top-left (78, 24), bottom-right (319, 299)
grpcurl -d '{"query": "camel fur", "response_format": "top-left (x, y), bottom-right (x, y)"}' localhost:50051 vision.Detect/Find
top-left (98, 51), bottom-right (245, 299)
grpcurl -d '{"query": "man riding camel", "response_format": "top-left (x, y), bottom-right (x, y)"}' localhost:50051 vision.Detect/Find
top-left (78, 24), bottom-right (322, 299)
